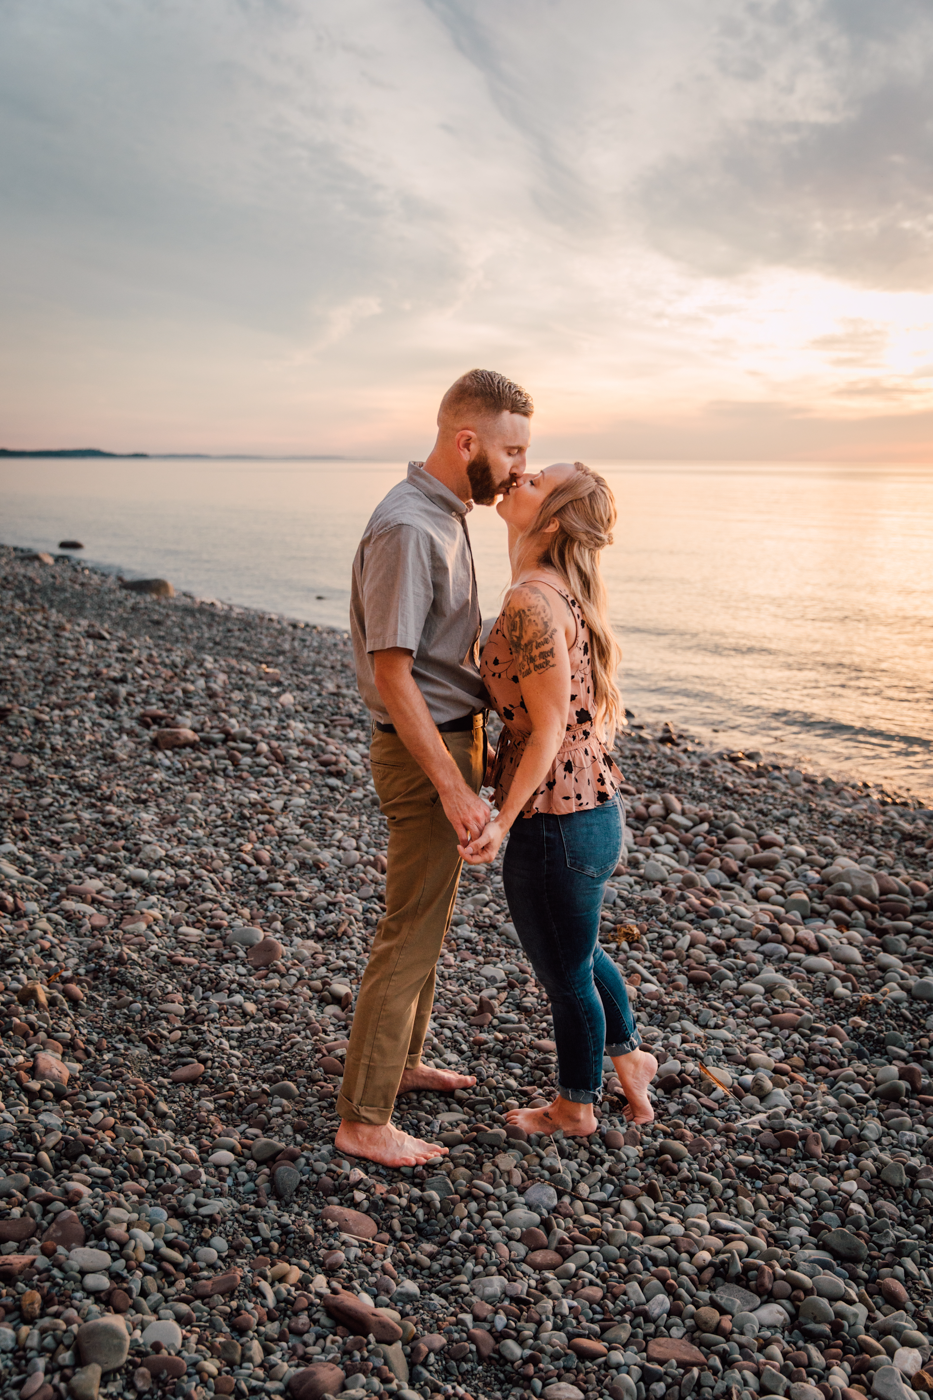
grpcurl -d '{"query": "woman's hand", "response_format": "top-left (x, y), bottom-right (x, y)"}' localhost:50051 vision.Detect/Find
top-left (458, 817), bottom-right (506, 866)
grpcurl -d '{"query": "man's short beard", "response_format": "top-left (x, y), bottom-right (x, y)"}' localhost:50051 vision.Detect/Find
top-left (466, 448), bottom-right (504, 505)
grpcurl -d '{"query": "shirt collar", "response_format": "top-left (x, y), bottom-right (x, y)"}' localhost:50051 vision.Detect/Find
top-left (407, 461), bottom-right (472, 515)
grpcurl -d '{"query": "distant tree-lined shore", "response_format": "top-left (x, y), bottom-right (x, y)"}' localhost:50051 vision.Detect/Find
top-left (0, 448), bottom-right (149, 459)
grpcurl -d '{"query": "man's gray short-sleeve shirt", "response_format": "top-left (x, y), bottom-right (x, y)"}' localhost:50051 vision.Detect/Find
top-left (350, 462), bottom-right (487, 725)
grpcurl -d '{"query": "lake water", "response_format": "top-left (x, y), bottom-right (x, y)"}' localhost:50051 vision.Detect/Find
top-left (3, 455), bottom-right (932, 799)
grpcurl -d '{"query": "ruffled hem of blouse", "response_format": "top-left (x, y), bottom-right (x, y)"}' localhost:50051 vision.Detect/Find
top-left (492, 731), bottom-right (624, 819)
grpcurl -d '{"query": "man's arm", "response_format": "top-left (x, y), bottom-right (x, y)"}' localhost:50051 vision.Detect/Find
top-left (373, 648), bottom-right (490, 844)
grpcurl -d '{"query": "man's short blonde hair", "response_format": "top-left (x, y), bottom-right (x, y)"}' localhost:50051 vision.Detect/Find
top-left (439, 369), bottom-right (534, 425)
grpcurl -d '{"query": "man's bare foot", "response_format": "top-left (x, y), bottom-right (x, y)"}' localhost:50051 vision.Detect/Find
top-left (398, 1064), bottom-right (476, 1094)
top-left (335, 1118), bottom-right (448, 1169)
top-left (610, 1047), bottom-right (657, 1125)
top-left (505, 1096), bottom-right (598, 1138)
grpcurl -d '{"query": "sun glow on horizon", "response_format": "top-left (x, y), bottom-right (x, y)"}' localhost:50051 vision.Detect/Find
top-left (3, 2), bottom-right (933, 461)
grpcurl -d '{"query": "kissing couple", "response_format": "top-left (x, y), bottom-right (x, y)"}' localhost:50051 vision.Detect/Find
top-left (336, 369), bottom-right (658, 1168)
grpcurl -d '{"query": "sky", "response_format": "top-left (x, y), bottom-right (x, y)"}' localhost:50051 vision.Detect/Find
top-left (2, 0), bottom-right (933, 460)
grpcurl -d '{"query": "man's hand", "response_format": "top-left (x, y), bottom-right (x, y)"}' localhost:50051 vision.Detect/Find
top-left (439, 782), bottom-right (490, 848)
top-left (458, 816), bottom-right (506, 866)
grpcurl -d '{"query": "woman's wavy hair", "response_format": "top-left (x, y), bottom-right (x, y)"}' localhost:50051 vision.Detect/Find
top-left (518, 461), bottom-right (624, 742)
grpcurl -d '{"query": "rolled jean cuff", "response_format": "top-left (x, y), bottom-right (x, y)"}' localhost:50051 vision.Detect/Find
top-left (606, 1029), bottom-right (642, 1057)
top-left (557, 1082), bottom-right (601, 1105)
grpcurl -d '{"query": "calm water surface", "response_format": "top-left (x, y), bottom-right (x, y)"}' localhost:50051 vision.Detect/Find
top-left (3, 457), bottom-right (932, 798)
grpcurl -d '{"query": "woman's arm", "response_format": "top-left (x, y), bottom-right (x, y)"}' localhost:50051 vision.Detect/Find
top-left (460, 583), bottom-right (571, 864)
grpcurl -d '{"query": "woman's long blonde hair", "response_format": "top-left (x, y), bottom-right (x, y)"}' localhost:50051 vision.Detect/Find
top-left (519, 461), bottom-right (624, 742)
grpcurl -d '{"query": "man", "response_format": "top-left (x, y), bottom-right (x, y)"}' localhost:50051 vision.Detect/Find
top-left (337, 368), bottom-right (533, 1167)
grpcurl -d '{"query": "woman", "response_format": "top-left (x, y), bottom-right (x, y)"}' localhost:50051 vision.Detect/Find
top-left (459, 462), bottom-right (657, 1135)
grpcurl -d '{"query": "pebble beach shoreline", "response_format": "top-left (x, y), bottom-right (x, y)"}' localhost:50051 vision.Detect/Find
top-left (3, 542), bottom-right (933, 1400)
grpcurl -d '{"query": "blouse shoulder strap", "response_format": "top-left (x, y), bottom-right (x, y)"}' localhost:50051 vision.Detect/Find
top-left (515, 577), bottom-right (580, 648)
top-left (518, 576), bottom-right (574, 604)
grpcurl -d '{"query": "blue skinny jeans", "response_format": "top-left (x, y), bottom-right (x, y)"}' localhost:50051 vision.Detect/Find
top-left (502, 795), bottom-right (641, 1103)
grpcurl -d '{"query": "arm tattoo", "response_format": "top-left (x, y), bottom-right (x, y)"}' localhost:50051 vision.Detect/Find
top-left (504, 586), bottom-right (559, 678)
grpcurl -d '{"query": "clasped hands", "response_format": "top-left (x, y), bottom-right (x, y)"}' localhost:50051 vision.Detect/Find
top-left (457, 809), bottom-right (506, 865)
top-left (441, 777), bottom-right (505, 865)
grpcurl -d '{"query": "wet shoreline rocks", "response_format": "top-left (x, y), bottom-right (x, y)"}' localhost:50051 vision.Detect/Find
top-left (2, 541), bottom-right (933, 1400)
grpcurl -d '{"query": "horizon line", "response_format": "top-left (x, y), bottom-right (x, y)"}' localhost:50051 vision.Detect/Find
top-left (3, 446), bottom-right (932, 467)
top-left (0, 447), bottom-right (350, 461)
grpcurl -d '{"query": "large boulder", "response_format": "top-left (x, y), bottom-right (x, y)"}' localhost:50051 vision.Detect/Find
top-left (75, 1316), bottom-right (129, 1372)
top-left (121, 578), bottom-right (174, 597)
top-left (288, 1364), bottom-right (346, 1400)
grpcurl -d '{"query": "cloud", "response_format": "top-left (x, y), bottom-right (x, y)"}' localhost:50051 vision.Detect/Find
top-left (1, 0), bottom-right (933, 454)
top-left (637, 0), bottom-right (933, 289)
top-left (809, 320), bottom-right (889, 368)
top-left (0, 1), bottom-right (468, 334)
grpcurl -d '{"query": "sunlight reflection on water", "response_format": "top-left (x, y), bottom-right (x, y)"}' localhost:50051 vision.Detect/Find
top-left (3, 456), bottom-right (932, 798)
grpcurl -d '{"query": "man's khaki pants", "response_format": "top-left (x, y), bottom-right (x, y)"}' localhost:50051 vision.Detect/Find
top-left (336, 718), bottom-right (485, 1125)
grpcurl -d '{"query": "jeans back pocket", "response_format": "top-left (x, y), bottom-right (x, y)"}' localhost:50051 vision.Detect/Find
top-left (557, 798), bottom-right (623, 878)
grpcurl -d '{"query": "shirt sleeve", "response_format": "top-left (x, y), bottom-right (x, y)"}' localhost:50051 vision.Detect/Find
top-left (360, 524), bottom-right (434, 654)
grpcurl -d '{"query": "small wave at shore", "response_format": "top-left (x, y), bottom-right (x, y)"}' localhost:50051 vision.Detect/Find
top-left (3, 454), bottom-right (933, 798)
top-left (622, 678), bottom-right (933, 801)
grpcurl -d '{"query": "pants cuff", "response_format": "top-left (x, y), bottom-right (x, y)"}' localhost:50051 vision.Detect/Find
top-left (557, 1083), bottom-right (601, 1105)
top-left (335, 1091), bottom-right (393, 1126)
top-left (606, 1030), bottom-right (642, 1057)
top-left (404, 1054), bottom-right (422, 1069)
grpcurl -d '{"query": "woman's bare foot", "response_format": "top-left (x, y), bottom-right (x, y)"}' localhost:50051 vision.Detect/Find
top-left (335, 1118), bottom-right (448, 1168)
top-left (610, 1047), bottom-right (657, 1124)
top-left (398, 1064), bottom-right (476, 1094)
top-left (505, 1095), bottom-right (598, 1138)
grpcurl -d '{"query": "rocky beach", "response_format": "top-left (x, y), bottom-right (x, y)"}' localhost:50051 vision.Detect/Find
top-left (3, 541), bottom-right (933, 1400)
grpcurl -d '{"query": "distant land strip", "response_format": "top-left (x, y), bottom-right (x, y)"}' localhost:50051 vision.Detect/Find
top-left (0, 447), bottom-right (149, 458)
top-left (0, 448), bottom-right (347, 460)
